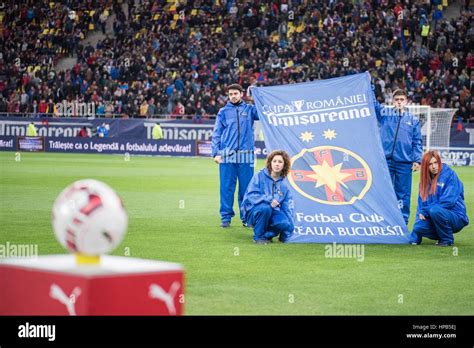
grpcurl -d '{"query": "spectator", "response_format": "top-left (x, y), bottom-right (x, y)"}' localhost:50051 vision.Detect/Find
top-left (139, 100), bottom-right (148, 118)
top-left (96, 123), bottom-right (109, 137)
top-left (96, 102), bottom-right (105, 117)
top-left (0, 97), bottom-right (7, 113)
top-left (105, 102), bottom-right (114, 118)
top-left (147, 98), bottom-right (157, 118)
top-left (99, 10), bottom-right (108, 35)
top-left (152, 122), bottom-right (163, 140)
top-left (77, 126), bottom-right (89, 138)
top-left (26, 122), bottom-right (37, 136)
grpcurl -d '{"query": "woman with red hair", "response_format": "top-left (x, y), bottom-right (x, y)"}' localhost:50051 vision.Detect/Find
top-left (409, 151), bottom-right (469, 246)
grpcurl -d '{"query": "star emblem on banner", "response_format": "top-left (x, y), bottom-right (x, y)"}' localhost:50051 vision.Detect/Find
top-left (307, 161), bottom-right (352, 193)
top-left (288, 146), bottom-right (373, 205)
top-left (322, 129), bottom-right (337, 140)
top-left (300, 131), bottom-right (314, 143)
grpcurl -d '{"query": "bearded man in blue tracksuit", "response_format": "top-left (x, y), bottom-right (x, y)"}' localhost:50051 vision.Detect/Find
top-left (372, 88), bottom-right (423, 225)
top-left (211, 84), bottom-right (259, 228)
top-left (409, 151), bottom-right (469, 246)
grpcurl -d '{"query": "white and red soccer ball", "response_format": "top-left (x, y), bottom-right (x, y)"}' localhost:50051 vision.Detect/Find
top-left (52, 179), bottom-right (128, 255)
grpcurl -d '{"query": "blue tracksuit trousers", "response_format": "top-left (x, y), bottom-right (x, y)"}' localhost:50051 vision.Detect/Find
top-left (410, 205), bottom-right (467, 244)
top-left (247, 203), bottom-right (294, 242)
top-left (219, 162), bottom-right (254, 223)
top-left (387, 159), bottom-right (412, 225)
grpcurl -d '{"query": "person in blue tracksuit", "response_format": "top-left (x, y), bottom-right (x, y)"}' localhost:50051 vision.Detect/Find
top-left (211, 84), bottom-right (259, 228)
top-left (409, 151), bottom-right (469, 246)
top-left (241, 150), bottom-right (295, 244)
top-left (372, 87), bottom-right (423, 225)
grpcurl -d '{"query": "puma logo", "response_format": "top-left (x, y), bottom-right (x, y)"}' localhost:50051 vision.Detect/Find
top-left (49, 284), bottom-right (81, 316)
top-left (148, 282), bottom-right (181, 315)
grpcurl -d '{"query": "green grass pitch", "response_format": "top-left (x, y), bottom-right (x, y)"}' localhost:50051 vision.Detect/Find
top-left (1, 152), bottom-right (472, 315)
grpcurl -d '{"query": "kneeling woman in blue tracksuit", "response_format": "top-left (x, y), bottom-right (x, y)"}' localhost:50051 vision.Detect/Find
top-left (409, 151), bottom-right (469, 246)
top-left (241, 150), bottom-right (295, 244)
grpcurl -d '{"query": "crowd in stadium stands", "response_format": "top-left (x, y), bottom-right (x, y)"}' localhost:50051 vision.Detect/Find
top-left (0, 0), bottom-right (472, 122)
top-left (0, 0), bottom-right (110, 112)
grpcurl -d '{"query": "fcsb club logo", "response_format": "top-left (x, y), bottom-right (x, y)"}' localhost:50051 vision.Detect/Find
top-left (288, 146), bottom-right (372, 205)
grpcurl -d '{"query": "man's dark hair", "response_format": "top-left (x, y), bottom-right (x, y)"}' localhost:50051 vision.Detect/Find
top-left (227, 84), bottom-right (243, 93)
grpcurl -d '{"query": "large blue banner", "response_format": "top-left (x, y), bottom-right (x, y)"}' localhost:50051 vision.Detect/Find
top-left (252, 73), bottom-right (410, 244)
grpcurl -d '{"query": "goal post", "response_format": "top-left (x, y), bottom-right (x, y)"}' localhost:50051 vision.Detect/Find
top-left (407, 105), bottom-right (457, 150)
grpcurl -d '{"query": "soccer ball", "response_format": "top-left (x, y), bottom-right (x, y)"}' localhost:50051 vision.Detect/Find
top-left (52, 179), bottom-right (128, 255)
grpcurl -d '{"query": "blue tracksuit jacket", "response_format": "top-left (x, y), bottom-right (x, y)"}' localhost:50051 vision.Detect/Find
top-left (211, 101), bottom-right (259, 158)
top-left (241, 168), bottom-right (294, 225)
top-left (415, 165), bottom-right (469, 224)
top-left (372, 94), bottom-right (423, 163)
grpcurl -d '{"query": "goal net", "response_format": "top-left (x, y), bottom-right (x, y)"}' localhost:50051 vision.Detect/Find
top-left (407, 105), bottom-right (457, 150)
